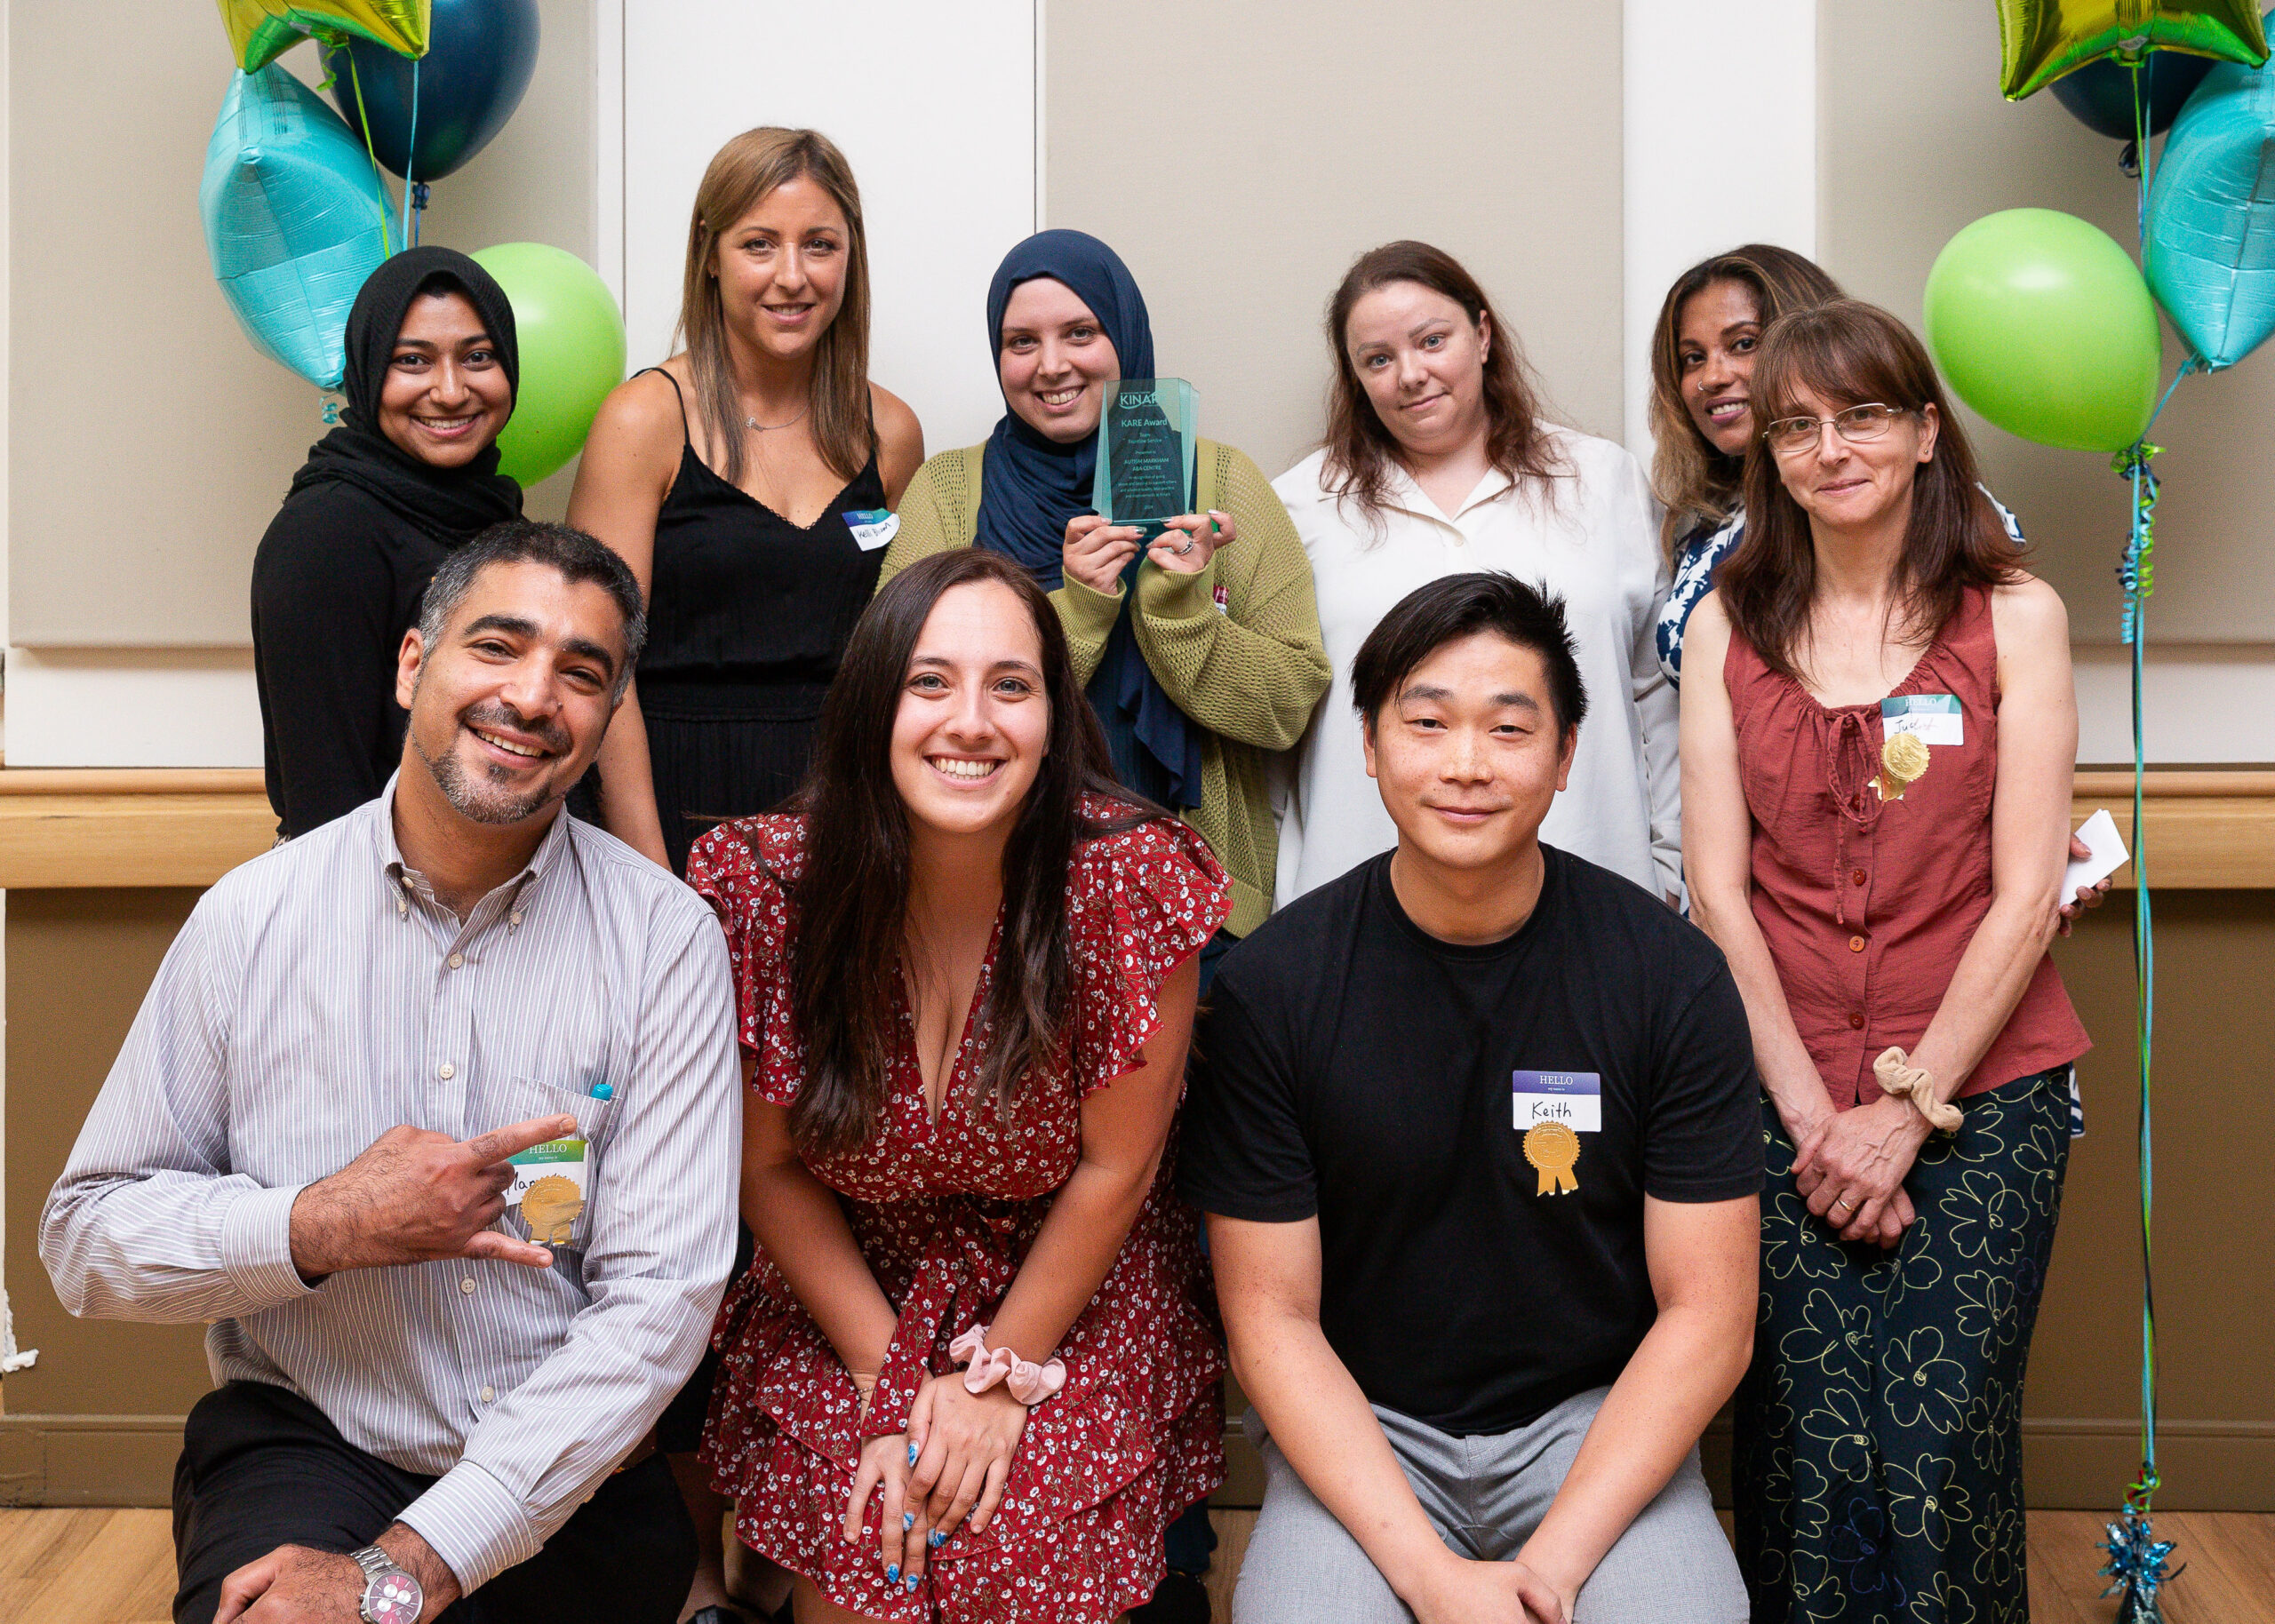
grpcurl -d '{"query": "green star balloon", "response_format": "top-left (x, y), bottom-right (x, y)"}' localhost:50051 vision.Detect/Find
top-left (2001, 1), bottom-right (2265, 98)
top-left (214, 1), bottom-right (429, 73)
top-left (1998, 1), bottom-right (2269, 99)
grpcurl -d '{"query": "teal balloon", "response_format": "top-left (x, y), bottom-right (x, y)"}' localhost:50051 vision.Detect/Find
top-left (2145, 36), bottom-right (2275, 368)
top-left (201, 67), bottom-right (393, 389)
top-left (470, 243), bottom-right (625, 486)
top-left (1923, 209), bottom-right (2160, 453)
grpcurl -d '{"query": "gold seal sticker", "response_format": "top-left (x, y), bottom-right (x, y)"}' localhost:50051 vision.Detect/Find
top-left (521, 1174), bottom-right (584, 1246)
top-left (1879, 730), bottom-right (1930, 801)
top-left (1522, 1120), bottom-right (1580, 1196)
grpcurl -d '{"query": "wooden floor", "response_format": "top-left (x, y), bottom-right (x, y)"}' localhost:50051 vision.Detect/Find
top-left (4, 1505), bottom-right (2268, 1622)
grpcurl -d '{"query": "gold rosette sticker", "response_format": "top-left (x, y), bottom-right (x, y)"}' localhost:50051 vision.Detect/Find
top-left (1522, 1120), bottom-right (1580, 1196)
top-left (1879, 730), bottom-right (1930, 801)
top-left (521, 1174), bottom-right (584, 1246)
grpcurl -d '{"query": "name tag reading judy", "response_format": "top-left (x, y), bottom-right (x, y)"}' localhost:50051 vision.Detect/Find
top-left (1881, 694), bottom-right (1963, 746)
top-left (1512, 1071), bottom-right (1601, 1134)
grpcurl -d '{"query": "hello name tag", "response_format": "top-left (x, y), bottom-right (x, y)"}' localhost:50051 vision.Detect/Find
top-left (1881, 694), bottom-right (1963, 747)
top-left (507, 1138), bottom-right (587, 1245)
top-left (843, 509), bottom-right (899, 550)
top-left (1513, 1071), bottom-right (1601, 1134)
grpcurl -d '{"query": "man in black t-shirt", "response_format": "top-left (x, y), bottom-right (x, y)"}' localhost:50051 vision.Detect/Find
top-left (1182, 573), bottom-right (1759, 1624)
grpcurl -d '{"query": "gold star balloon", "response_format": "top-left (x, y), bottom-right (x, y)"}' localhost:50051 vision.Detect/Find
top-left (216, 1), bottom-right (429, 73)
top-left (1999, 2), bottom-right (2269, 99)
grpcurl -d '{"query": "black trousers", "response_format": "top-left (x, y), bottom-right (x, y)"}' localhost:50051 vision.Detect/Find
top-left (172, 1381), bottom-right (696, 1624)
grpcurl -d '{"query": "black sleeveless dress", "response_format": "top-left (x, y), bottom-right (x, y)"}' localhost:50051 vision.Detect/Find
top-left (635, 370), bottom-right (889, 873)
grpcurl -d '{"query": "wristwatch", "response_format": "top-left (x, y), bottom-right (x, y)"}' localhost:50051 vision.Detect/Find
top-left (347, 1544), bottom-right (423, 1624)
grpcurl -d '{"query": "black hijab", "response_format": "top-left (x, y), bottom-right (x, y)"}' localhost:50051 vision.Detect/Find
top-left (286, 246), bottom-right (523, 539)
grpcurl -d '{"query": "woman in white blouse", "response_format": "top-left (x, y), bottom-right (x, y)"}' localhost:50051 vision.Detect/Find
top-left (1273, 240), bottom-right (1680, 906)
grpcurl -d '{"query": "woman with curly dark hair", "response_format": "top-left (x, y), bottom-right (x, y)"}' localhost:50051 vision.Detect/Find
top-left (689, 548), bottom-right (1229, 1623)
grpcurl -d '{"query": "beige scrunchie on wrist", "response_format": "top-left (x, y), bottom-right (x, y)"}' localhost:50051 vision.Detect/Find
top-left (1873, 1047), bottom-right (1963, 1134)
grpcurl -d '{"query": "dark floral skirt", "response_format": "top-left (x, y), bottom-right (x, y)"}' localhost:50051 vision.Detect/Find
top-left (1734, 1066), bottom-right (2074, 1624)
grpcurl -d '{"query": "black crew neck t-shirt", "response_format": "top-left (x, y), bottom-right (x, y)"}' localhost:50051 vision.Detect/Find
top-left (1178, 846), bottom-right (1762, 1437)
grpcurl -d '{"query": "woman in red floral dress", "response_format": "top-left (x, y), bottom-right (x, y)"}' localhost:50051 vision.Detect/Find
top-left (688, 548), bottom-right (1230, 1623)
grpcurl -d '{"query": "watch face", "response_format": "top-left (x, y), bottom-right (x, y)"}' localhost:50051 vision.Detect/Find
top-left (362, 1568), bottom-right (422, 1624)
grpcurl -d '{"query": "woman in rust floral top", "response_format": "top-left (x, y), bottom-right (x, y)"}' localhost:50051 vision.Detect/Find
top-left (687, 547), bottom-right (1229, 1623)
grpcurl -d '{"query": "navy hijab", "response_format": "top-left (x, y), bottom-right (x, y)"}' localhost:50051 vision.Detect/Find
top-left (974, 230), bottom-right (1202, 809)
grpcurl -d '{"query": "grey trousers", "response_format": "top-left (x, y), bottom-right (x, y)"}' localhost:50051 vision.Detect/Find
top-left (1232, 1387), bottom-right (1746, 1624)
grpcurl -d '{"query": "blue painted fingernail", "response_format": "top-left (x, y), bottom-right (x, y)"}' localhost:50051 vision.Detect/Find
top-left (902, 1510), bottom-right (914, 1529)
top-left (929, 1529), bottom-right (946, 1548)
top-left (907, 1442), bottom-right (920, 1467)
top-left (906, 1573), bottom-right (920, 1592)
top-left (885, 1564), bottom-right (899, 1584)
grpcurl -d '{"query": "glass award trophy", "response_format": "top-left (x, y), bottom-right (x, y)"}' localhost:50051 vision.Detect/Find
top-left (1095, 378), bottom-right (1197, 541)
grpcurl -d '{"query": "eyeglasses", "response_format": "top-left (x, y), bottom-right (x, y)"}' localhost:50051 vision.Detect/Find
top-left (1762, 402), bottom-right (1913, 457)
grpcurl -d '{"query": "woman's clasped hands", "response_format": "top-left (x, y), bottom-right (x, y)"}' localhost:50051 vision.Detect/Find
top-left (844, 1371), bottom-right (1029, 1589)
top-left (1790, 1095), bottom-right (1931, 1248)
top-left (1060, 509), bottom-right (1236, 593)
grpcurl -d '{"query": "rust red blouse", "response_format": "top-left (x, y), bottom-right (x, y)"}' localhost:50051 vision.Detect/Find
top-left (1723, 585), bottom-right (2087, 1109)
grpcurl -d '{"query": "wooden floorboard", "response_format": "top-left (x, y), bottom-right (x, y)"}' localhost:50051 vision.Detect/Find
top-left (1, 1505), bottom-right (2265, 1623)
top-left (0, 1508), bottom-right (174, 1624)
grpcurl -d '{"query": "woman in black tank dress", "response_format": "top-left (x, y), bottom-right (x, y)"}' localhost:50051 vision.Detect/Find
top-left (571, 126), bottom-right (923, 875)
top-left (569, 127), bottom-right (922, 1624)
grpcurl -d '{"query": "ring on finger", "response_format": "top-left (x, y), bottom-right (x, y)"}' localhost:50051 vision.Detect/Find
top-left (1177, 537), bottom-right (1194, 555)
top-left (1832, 1196), bottom-right (1855, 1212)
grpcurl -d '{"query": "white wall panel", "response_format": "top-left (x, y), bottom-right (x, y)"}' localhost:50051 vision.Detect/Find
top-left (616, 1), bottom-right (1035, 454)
top-left (1623, 0), bottom-right (1816, 452)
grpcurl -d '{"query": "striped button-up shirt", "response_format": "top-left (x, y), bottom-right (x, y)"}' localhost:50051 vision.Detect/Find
top-left (40, 784), bottom-right (740, 1591)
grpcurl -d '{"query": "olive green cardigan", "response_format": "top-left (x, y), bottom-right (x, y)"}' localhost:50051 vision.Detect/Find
top-left (879, 440), bottom-right (1329, 936)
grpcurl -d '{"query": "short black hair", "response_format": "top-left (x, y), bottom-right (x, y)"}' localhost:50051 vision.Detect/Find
top-left (417, 520), bottom-right (647, 697)
top-left (1350, 572), bottom-right (1588, 739)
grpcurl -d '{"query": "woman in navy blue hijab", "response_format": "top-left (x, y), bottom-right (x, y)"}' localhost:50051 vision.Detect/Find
top-left (967, 230), bottom-right (1202, 807)
top-left (877, 230), bottom-right (1329, 1619)
top-left (882, 227), bottom-right (1328, 960)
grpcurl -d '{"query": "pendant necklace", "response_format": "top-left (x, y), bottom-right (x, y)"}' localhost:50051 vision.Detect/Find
top-left (746, 402), bottom-right (808, 433)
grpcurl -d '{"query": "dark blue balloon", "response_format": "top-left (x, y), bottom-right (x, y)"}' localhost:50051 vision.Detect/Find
top-left (330, 0), bottom-right (539, 182)
top-left (2049, 50), bottom-right (2215, 141)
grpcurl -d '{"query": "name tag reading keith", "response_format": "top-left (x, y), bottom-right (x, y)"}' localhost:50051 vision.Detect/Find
top-left (1513, 1071), bottom-right (1600, 1134)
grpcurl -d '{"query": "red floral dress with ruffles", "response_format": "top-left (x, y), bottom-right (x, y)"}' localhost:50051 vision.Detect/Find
top-left (685, 801), bottom-right (1232, 1624)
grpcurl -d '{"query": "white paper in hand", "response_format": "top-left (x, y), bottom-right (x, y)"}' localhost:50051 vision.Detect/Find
top-left (2063, 808), bottom-right (2130, 896)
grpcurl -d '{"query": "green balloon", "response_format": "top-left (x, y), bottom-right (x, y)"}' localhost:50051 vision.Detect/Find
top-left (471, 243), bottom-right (627, 487)
top-left (1922, 208), bottom-right (2160, 453)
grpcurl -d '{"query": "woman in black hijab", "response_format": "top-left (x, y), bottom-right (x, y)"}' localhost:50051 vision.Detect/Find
top-left (251, 246), bottom-right (523, 837)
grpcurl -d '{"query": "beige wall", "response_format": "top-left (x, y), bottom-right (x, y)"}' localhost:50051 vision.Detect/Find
top-left (1820, 0), bottom-right (2275, 646)
top-left (1045, 0), bottom-right (1625, 482)
top-left (7, 0), bottom-right (597, 649)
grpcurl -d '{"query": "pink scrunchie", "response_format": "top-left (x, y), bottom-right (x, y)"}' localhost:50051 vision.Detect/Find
top-left (948, 1324), bottom-right (1066, 1406)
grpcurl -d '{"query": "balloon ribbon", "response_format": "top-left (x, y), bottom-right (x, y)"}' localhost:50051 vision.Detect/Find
top-left (2094, 61), bottom-right (2192, 1624)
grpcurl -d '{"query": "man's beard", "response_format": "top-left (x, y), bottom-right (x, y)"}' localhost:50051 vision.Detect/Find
top-left (413, 700), bottom-right (571, 826)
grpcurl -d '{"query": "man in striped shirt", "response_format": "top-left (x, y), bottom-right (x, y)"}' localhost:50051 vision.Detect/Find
top-left (42, 521), bottom-right (741, 1624)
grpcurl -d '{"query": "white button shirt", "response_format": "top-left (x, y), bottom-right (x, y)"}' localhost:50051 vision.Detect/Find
top-left (40, 784), bottom-right (741, 1591)
top-left (1272, 426), bottom-right (1682, 904)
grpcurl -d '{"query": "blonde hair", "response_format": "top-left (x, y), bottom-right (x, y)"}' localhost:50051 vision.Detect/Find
top-left (1645, 244), bottom-right (1843, 553)
top-left (676, 127), bottom-right (872, 486)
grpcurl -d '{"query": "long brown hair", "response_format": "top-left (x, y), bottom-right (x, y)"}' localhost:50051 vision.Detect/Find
top-left (675, 127), bottom-right (873, 488)
top-left (1647, 244), bottom-right (1844, 552)
top-left (1720, 300), bottom-right (2024, 682)
top-left (1321, 241), bottom-right (1567, 529)
top-left (783, 550), bottom-right (1149, 1158)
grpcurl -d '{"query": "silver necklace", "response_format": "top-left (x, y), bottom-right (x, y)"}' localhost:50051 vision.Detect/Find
top-left (745, 402), bottom-right (808, 433)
